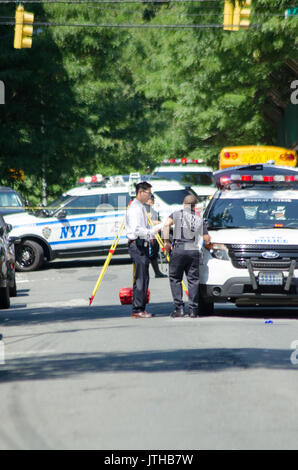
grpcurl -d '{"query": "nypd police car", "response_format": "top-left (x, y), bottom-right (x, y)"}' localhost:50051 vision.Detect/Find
top-left (4, 174), bottom-right (195, 272)
top-left (153, 158), bottom-right (216, 201)
top-left (200, 163), bottom-right (298, 313)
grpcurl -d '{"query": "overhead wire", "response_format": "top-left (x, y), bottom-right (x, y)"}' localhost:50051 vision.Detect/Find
top-left (0, 0), bottom-right (294, 29)
top-left (0, 0), bottom-right (222, 3)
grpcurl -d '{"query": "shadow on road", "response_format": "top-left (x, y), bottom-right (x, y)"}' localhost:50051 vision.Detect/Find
top-left (0, 346), bottom-right (296, 383)
top-left (0, 302), bottom-right (170, 326)
top-left (1, 301), bottom-right (298, 383)
top-left (41, 255), bottom-right (132, 271)
top-left (1, 300), bottom-right (298, 327)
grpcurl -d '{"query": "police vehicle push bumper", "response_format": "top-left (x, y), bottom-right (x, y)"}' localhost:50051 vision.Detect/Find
top-left (201, 252), bottom-right (298, 306)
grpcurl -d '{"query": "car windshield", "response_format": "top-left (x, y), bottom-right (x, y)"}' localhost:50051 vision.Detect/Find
top-left (47, 194), bottom-right (102, 216)
top-left (0, 191), bottom-right (23, 208)
top-left (48, 194), bottom-right (72, 211)
top-left (154, 171), bottom-right (214, 186)
top-left (207, 197), bottom-right (298, 229)
top-left (37, 192), bottom-right (132, 217)
top-left (36, 194), bottom-right (75, 217)
top-left (155, 189), bottom-right (192, 205)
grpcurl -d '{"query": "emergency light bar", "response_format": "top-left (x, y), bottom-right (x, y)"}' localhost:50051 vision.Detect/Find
top-left (219, 174), bottom-right (298, 186)
top-left (161, 158), bottom-right (204, 164)
top-left (214, 164), bottom-right (298, 189)
top-left (78, 174), bottom-right (103, 184)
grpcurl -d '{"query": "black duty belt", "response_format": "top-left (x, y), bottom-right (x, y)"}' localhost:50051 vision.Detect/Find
top-left (128, 239), bottom-right (149, 247)
top-left (173, 240), bottom-right (197, 249)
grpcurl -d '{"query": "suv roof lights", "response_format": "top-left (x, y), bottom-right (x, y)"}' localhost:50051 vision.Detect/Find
top-left (77, 174), bottom-right (128, 188)
top-left (213, 164), bottom-right (298, 189)
top-left (161, 158), bottom-right (204, 164)
top-left (78, 174), bottom-right (104, 184)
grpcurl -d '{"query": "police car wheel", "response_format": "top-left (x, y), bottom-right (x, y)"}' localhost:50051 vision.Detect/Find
top-left (0, 286), bottom-right (10, 309)
top-left (15, 240), bottom-right (44, 272)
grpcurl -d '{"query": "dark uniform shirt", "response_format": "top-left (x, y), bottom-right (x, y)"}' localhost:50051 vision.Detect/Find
top-left (169, 208), bottom-right (208, 248)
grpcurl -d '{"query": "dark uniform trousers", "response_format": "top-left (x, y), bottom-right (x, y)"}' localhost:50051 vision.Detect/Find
top-left (128, 241), bottom-right (150, 313)
top-left (169, 244), bottom-right (200, 313)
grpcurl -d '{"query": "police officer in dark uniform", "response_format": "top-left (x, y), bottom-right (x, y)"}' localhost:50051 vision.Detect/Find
top-left (163, 194), bottom-right (211, 318)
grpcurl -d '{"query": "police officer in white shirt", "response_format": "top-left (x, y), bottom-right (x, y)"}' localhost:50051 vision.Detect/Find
top-left (126, 181), bottom-right (163, 318)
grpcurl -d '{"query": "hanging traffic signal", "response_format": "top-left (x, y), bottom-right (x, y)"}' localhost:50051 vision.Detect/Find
top-left (223, 0), bottom-right (252, 31)
top-left (233, 0), bottom-right (251, 30)
top-left (223, 0), bottom-right (234, 31)
top-left (14, 5), bottom-right (34, 49)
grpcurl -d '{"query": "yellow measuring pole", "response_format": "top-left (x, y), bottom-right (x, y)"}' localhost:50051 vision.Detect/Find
top-left (89, 215), bottom-right (126, 305)
top-left (146, 212), bottom-right (189, 297)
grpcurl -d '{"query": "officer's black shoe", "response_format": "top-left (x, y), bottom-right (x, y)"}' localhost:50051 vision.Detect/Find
top-left (171, 307), bottom-right (185, 318)
top-left (189, 309), bottom-right (199, 318)
top-left (155, 272), bottom-right (167, 278)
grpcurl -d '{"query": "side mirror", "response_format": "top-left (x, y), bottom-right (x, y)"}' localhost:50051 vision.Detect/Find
top-left (8, 236), bottom-right (21, 245)
top-left (57, 210), bottom-right (67, 219)
top-left (5, 224), bottom-right (13, 233)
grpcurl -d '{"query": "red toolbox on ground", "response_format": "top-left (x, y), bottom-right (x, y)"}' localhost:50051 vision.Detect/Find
top-left (119, 287), bottom-right (150, 305)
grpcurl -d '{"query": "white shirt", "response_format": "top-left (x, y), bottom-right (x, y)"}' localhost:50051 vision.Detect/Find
top-left (126, 198), bottom-right (163, 241)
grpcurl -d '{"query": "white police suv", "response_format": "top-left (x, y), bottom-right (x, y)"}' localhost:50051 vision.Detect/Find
top-left (4, 174), bottom-right (194, 272)
top-left (200, 164), bottom-right (298, 313)
top-left (153, 158), bottom-right (217, 202)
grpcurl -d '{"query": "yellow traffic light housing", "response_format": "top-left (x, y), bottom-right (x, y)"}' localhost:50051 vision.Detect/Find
top-left (233, 0), bottom-right (251, 30)
top-left (14, 5), bottom-right (34, 49)
top-left (223, 0), bottom-right (234, 30)
top-left (223, 0), bottom-right (252, 31)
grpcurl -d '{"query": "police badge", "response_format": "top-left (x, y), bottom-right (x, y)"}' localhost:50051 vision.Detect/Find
top-left (42, 227), bottom-right (52, 240)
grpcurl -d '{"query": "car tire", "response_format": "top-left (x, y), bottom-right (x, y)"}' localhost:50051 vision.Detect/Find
top-left (15, 240), bottom-right (44, 272)
top-left (0, 286), bottom-right (10, 309)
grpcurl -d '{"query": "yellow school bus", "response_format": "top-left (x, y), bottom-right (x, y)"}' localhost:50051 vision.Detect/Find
top-left (219, 145), bottom-right (297, 170)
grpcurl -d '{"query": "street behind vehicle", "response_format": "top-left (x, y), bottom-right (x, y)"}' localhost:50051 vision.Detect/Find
top-left (200, 164), bottom-right (298, 313)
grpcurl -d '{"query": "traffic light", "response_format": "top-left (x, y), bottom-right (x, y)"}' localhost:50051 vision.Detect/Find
top-left (223, 0), bottom-right (234, 31)
top-left (14, 5), bottom-right (34, 49)
top-left (223, 0), bottom-right (252, 31)
top-left (233, 0), bottom-right (251, 30)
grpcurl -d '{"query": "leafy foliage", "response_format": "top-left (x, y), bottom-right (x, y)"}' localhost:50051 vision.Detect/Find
top-left (0, 0), bottom-right (296, 203)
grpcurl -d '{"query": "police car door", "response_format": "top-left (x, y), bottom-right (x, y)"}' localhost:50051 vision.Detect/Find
top-left (101, 192), bottom-right (129, 247)
top-left (49, 194), bottom-right (104, 252)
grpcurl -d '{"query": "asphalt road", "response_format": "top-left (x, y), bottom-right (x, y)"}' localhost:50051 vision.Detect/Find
top-left (1, 255), bottom-right (298, 450)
